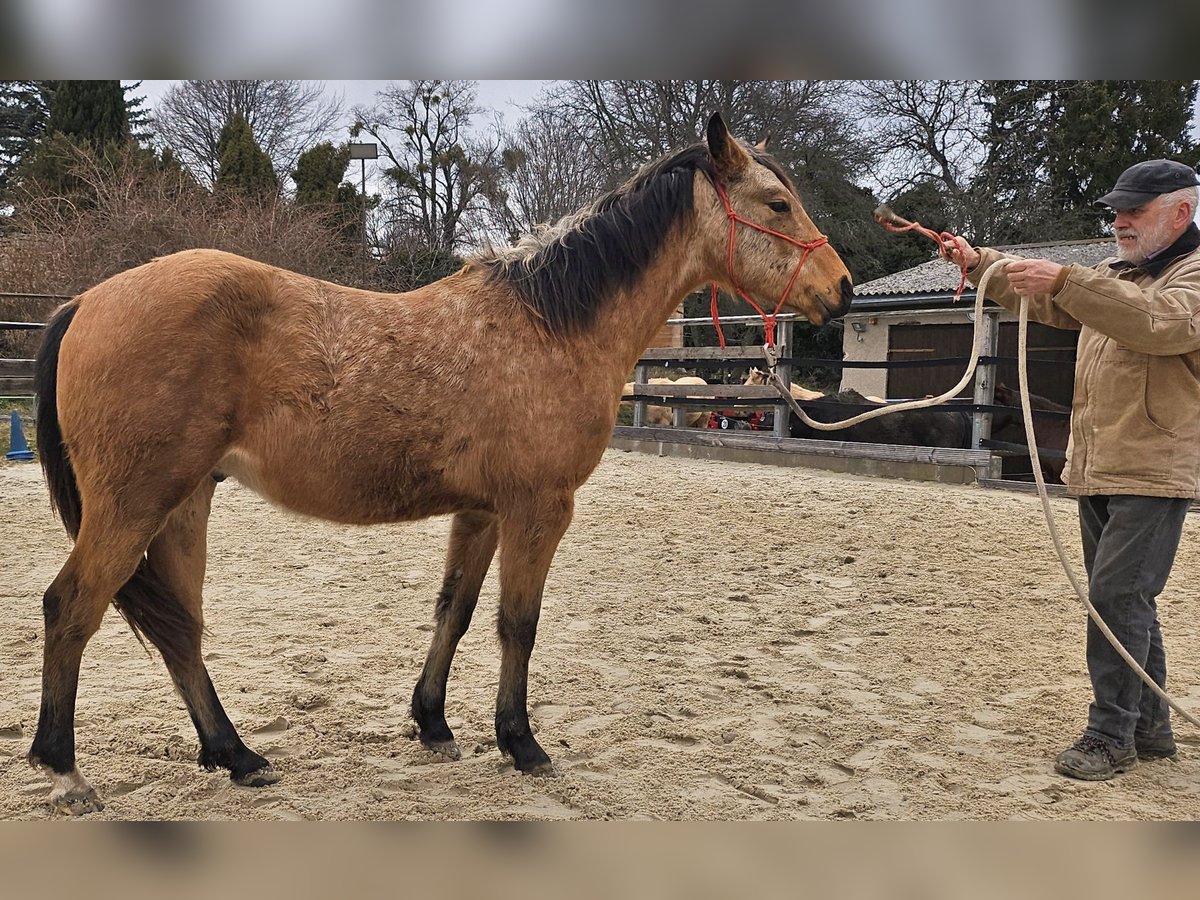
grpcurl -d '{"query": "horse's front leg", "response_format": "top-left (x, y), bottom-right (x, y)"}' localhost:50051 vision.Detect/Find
top-left (494, 494), bottom-right (575, 774)
top-left (412, 510), bottom-right (499, 760)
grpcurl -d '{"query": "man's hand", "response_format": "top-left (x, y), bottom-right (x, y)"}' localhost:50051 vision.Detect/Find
top-left (1005, 258), bottom-right (1066, 296)
top-left (940, 234), bottom-right (980, 270)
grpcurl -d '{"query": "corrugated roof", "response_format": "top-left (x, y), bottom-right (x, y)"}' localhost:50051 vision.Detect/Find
top-left (853, 237), bottom-right (1115, 298)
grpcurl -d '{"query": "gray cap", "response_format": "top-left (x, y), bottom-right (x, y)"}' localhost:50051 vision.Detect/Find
top-left (1097, 159), bottom-right (1200, 209)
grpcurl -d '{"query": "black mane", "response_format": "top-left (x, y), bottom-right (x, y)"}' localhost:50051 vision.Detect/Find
top-left (477, 144), bottom-right (719, 335)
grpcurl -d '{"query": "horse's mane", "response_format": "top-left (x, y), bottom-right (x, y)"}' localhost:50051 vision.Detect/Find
top-left (473, 141), bottom-right (793, 336)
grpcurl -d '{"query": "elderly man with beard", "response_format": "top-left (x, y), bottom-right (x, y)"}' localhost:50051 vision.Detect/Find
top-left (941, 159), bottom-right (1200, 781)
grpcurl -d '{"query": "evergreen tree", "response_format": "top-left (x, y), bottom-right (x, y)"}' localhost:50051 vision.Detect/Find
top-left (7, 80), bottom-right (139, 208)
top-left (1046, 81), bottom-right (1198, 235)
top-left (123, 81), bottom-right (154, 146)
top-left (0, 81), bottom-right (51, 195)
top-left (214, 112), bottom-right (278, 196)
top-left (980, 80), bottom-right (1199, 243)
top-left (293, 141), bottom-right (367, 243)
top-left (292, 141), bottom-right (351, 205)
top-left (46, 80), bottom-right (129, 148)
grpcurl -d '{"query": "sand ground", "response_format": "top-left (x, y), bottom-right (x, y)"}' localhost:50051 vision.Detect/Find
top-left (3, 449), bottom-right (1200, 820)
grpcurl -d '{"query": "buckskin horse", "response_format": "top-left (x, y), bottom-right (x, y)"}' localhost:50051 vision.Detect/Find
top-left (29, 112), bottom-right (853, 814)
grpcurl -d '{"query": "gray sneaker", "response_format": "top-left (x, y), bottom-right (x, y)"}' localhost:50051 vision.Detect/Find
top-left (1054, 734), bottom-right (1138, 781)
top-left (1135, 734), bottom-right (1178, 761)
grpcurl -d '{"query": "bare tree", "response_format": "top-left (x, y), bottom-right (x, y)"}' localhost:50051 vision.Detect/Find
top-left (352, 79), bottom-right (503, 255)
top-left (483, 106), bottom-right (607, 243)
top-left (536, 80), bottom-right (744, 188)
top-left (854, 80), bottom-right (987, 231)
top-left (152, 80), bottom-right (344, 187)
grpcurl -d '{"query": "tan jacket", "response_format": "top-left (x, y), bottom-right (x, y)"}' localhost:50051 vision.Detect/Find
top-left (968, 224), bottom-right (1200, 498)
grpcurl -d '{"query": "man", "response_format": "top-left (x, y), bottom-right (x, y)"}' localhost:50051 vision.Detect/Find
top-left (942, 159), bottom-right (1200, 781)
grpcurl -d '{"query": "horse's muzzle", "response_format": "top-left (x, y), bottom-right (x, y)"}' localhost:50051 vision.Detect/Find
top-left (816, 277), bottom-right (854, 322)
top-left (831, 277), bottom-right (854, 319)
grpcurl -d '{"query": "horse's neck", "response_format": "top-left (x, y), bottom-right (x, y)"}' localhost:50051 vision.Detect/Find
top-left (592, 227), bottom-right (707, 376)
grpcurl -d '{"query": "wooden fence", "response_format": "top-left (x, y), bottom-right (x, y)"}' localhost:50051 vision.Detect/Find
top-left (0, 292), bottom-right (66, 398)
top-left (614, 312), bottom-right (1071, 490)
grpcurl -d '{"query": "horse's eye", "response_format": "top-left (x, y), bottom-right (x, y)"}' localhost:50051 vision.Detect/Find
top-left (767, 200), bottom-right (790, 214)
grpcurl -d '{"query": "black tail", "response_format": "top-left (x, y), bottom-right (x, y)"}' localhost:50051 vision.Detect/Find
top-left (114, 560), bottom-right (202, 666)
top-left (34, 300), bottom-right (82, 539)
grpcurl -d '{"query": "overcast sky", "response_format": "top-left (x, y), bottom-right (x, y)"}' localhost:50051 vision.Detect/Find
top-left (138, 79), bottom-right (1200, 143)
top-left (137, 79), bottom-right (547, 130)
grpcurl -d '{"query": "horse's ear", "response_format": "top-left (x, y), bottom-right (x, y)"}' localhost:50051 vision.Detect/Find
top-left (755, 133), bottom-right (771, 152)
top-left (706, 111), bottom-right (750, 176)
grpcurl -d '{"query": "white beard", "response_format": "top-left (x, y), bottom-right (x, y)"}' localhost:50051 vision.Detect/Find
top-left (1115, 214), bottom-right (1175, 264)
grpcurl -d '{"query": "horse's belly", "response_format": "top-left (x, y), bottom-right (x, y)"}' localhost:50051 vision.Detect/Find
top-left (215, 447), bottom-right (470, 524)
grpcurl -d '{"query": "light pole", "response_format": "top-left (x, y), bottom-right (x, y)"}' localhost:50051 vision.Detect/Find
top-left (348, 142), bottom-right (378, 288)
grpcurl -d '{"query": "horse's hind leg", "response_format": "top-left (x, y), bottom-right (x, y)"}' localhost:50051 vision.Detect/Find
top-left (412, 510), bottom-right (499, 760)
top-left (29, 518), bottom-right (157, 815)
top-left (143, 479), bottom-right (277, 787)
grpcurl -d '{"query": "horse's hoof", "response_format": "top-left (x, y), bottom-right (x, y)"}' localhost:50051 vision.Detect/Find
top-left (232, 765), bottom-right (280, 787)
top-left (505, 745), bottom-right (555, 775)
top-left (51, 787), bottom-right (105, 816)
top-left (422, 738), bottom-right (462, 762)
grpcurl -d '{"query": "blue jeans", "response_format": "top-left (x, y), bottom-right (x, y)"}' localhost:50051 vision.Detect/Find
top-left (1078, 495), bottom-right (1190, 749)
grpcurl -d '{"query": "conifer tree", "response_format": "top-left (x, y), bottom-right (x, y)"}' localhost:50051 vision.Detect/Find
top-left (0, 80), bottom-right (50, 195)
top-left (46, 80), bottom-right (129, 148)
top-left (214, 112), bottom-right (278, 196)
top-left (293, 140), bottom-right (367, 243)
top-left (292, 141), bottom-right (351, 205)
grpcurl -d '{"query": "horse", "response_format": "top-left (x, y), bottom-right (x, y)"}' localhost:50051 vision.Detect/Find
top-left (786, 389), bottom-right (972, 448)
top-left (742, 367), bottom-right (825, 401)
top-left (990, 382), bottom-right (1070, 483)
top-left (28, 112), bottom-right (853, 814)
top-left (620, 376), bottom-right (710, 427)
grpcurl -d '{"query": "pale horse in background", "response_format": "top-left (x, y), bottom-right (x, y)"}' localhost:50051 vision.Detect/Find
top-left (620, 376), bottom-right (710, 426)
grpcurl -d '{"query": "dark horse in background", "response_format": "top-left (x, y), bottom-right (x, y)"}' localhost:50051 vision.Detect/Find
top-left (786, 389), bottom-right (972, 448)
top-left (990, 382), bottom-right (1071, 483)
top-left (28, 113), bottom-right (853, 814)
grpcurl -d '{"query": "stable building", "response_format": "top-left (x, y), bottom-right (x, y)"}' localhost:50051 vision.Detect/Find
top-left (842, 238), bottom-right (1115, 405)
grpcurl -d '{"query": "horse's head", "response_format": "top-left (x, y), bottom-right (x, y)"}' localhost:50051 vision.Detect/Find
top-left (700, 112), bottom-right (854, 327)
top-left (744, 367), bottom-right (769, 386)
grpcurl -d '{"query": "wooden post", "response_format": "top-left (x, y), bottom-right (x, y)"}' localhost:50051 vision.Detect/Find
top-left (632, 363), bottom-right (648, 428)
top-left (970, 309), bottom-right (1002, 478)
top-left (772, 319), bottom-right (792, 439)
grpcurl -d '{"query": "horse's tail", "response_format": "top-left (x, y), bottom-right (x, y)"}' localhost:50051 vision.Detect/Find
top-left (34, 299), bottom-right (82, 540)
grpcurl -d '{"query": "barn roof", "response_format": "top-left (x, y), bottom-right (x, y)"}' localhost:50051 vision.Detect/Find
top-left (851, 237), bottom-right (1115, 312)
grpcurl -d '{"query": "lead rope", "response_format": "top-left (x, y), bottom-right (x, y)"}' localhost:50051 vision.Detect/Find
top-left (763, 248), bottom-right (1200, 731)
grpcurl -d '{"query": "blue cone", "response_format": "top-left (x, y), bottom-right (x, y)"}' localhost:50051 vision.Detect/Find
top-left (6, 411), bottom-right (35, 461)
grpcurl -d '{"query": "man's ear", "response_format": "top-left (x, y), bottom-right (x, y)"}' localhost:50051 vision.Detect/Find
top-left (706, 111), bottom-right (751, 176)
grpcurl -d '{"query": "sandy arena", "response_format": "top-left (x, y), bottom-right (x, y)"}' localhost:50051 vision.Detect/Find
top-left (3, 448), bottom-right (1200, 820)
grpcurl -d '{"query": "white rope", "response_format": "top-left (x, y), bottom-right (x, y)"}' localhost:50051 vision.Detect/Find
top-left (766, 258), bottom-right (1200, 729)
top-left (765, 267), bottom-right (993, 430)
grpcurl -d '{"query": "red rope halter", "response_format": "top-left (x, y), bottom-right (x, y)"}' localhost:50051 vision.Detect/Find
top-left (708, 179), bottom-right (830, 349)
